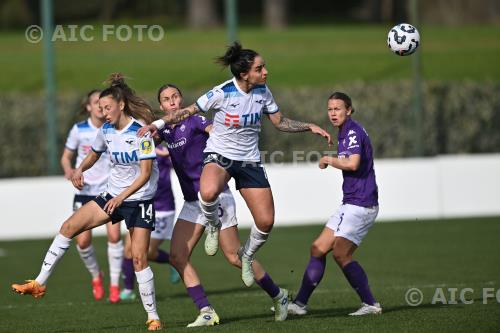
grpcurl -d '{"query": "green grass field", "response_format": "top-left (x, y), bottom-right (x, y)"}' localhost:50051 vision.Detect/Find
top-left (1, 25), bottom-right (499, 92)
top-left (1, 217), bottom-right (499, 332)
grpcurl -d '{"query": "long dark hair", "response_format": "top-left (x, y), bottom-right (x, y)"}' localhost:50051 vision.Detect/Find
top-left (99, 73), bottom-right (155, 124)
top-left (215, 41), bottom-right (259, 79)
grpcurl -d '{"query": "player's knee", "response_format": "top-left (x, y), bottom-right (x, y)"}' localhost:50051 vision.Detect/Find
top-left (332, 251), bottom-right (351, 267)
top-left (255, 218), bottom-right (274, 233)
top-left (77, 238), bottom-right (91, 249)
top-left (310, 244), bottom-right (324, 257)
top-left (225, 253), bottom-right (241, 268)
top-left (169, 250), bottom-right (187, 269)
top-left (132, 253), bottom-right (148, 271)
top-left (107, 233), bottom-right (121, 243)
top-left (199, 187), bottom-right (219, 203)
top-left (59, 221), bottom-right (76, 239)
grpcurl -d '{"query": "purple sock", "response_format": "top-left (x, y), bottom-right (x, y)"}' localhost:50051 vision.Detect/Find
top-left (294, 256), bottom-right (326, 306)
top-left (256, 273), bottom-right (280, 299)
top-left (186, 285), bottom-right (210, 310)
top-left (122, 257), bottom-right (135, 290)
top-left (342, 261), bottom-right (376, 305)
top-left (155, 249), bottom-right (170, 263)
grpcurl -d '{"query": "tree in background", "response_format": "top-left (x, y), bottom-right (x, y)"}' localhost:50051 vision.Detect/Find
top-left (264, 0), bottom-right (288, 30)
top-left (187, 0), bottom-right (220, 29)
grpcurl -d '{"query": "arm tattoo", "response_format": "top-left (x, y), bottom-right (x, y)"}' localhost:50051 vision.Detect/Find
top-left (164, 104), bottom-right (200, 125)
top-left (275, 113), bottom-right (312, 132)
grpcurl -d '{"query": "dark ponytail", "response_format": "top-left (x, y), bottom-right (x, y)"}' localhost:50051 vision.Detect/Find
top-left (99, 73), bottom-right (155, 124)
top-left (216, 41), bottom-right (258, 79)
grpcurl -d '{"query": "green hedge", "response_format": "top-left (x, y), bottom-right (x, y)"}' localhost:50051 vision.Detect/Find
top-left (1, 81), bottom-right (499, 178)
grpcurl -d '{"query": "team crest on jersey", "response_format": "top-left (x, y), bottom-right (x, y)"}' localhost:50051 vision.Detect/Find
top-left (180, 124), bottom-right (186, 132)
top-left (140, 139), bottom-right (153, 154)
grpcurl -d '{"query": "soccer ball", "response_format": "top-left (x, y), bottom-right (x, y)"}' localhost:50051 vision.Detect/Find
top-left (387, 23), bottom-right (420, 56)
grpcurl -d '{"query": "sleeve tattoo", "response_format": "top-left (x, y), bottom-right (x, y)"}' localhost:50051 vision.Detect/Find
top-left (274, 113), bottom-right (312, 132)
top-left (164, 104), bottom-right (200, 124)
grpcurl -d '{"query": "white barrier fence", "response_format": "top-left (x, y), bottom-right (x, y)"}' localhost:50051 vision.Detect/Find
top-left (1, 154), bottom-right (499, 240)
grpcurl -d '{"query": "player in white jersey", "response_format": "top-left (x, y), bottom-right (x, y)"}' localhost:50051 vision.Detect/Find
top-left (60, 89), bottom-right (123, 303)
top-left (140, 42), bottom-right (332, 289)
top-left (12, 74), bottom-right (163, 331)
top-left (153, 84), bottom-right (289, 326)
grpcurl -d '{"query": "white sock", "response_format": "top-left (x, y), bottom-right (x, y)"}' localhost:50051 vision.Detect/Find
top-left (242, 225), bottom-right (269, 258)
top-left (198, 193), bottom-right (220, 228)
top-left (135, 266), bottom-right (159, 320)
top-left (35, 234), bottom-right (71, 285)
top-left (76, 244), bottom-right (100, 279)
top-left (107, 240), bottom-right (123, 286)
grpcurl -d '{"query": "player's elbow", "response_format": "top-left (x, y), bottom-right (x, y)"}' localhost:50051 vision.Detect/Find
top-left (348, 162), bottom-right (360, 172)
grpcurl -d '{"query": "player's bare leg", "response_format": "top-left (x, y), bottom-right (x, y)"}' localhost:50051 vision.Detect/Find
top-left (130, 227), bottom-right (162, 328)
top-left (219, 226), bottom-right (288, 321)
top-left (199, 163), bottom-right (230, 256)
top-left (12, 202), bottom-right (111, 297)
top-left (290, 227), bottom-right (335, 315)
top-left (333, 236), bottom-right (381, 315)
top-left (170, 220), bottom-right (219, 327)
top-left (238, 187), bottom-right (275, 287)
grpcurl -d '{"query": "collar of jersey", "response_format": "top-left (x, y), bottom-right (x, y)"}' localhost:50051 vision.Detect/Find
top-left (338, 117), bottom-right (353, 139)
top-left (232, 77), bottom-right (250, 96)
top-left (114, 116), bottom-right (135, 134)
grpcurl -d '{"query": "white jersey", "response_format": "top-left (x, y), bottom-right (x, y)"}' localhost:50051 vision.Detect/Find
top-left (92, 117), bottom-right (159, 201)
top-left (196, 77), bottom-right (279, 162)
top-left (65, 119), bottom-right (110, 196)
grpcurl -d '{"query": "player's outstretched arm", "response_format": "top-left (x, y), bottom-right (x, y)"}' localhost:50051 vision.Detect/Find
top-left (71, 150), bottom-right (102, 190)
top-left (268, 111), bottom-right (332, 145)
top-left (137, 103), bottom-right (200, 137)
top-left (103, 159), bottom-right (153, 215)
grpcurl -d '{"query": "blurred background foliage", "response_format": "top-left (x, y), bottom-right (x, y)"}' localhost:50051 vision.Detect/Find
top-left (0, 0), bottom-right (499, 177)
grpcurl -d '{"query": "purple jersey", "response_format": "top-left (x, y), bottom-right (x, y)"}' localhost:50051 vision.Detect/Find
top-left (154, 153), bottom-right (175, 212)
top-left (337, 118), bottom-right (378, 207)
top-left (158, 115), bottom-right (212, 202)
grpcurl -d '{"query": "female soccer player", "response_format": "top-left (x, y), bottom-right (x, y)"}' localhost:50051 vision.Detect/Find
top-left (286, 92), bottom-right (381, 316)
top-left (120, 146), bottom-right (179, 301)
top-left (60, 89), bottom-right (123, 303)
top-left (139, 42), bottom-right (332, 288)
top-left (155, 84), bottom-right (289, 326)
top-left (12, 74), bottom-right (163, 331)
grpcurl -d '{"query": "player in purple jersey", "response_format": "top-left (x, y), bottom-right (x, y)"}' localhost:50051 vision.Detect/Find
top-left (60, 89), bottom-right (123, 303)
top-left (120, 146), bottom-right (180, 301)
top-left (155, 84), bottom-right (290, 325)
top-left (139, 42), bottom-right (332, 291)
top-left (12, 74), bottom-right (163, 331)
top-left (285, 92), bottom-right (381, 317)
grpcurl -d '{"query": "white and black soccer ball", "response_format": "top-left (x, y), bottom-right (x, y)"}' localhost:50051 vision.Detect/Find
top-left (387, 23), bottom-right (420, 56)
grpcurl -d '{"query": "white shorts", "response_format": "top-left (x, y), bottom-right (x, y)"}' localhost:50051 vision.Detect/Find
top-left (151, 211), bottom-right (176, 240)
top-left (326, 204), bottom-right (379, 246)
top-left (178, 190), bottom-right (238, 230)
